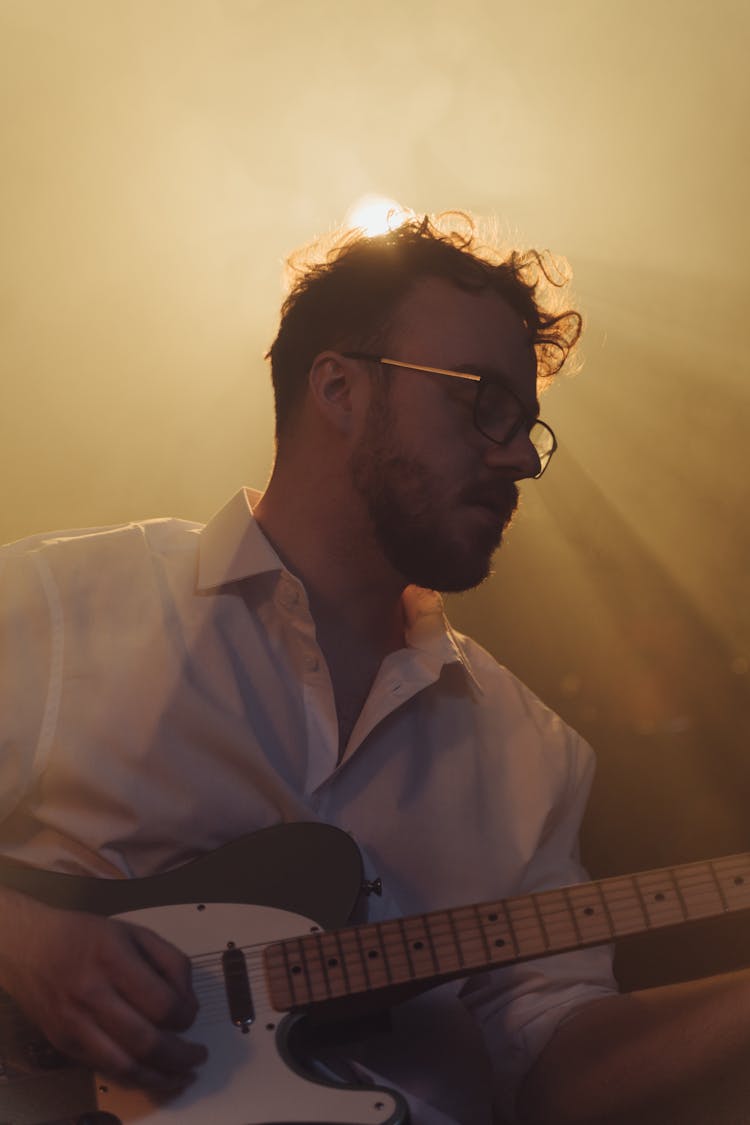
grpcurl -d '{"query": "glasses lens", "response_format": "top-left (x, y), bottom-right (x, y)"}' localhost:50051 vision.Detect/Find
top-left (475, 381), bottom-right (526, 442)
top-left (476, 382), bottom-right (556, 478)
top-left (529, 421), bottom-right (556, 478)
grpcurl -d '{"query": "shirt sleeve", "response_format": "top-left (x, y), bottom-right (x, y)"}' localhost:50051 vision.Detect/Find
top-left (0, 544), bottom-right (57, 821)
top-left (459, 729), bottom-right (619, 1124)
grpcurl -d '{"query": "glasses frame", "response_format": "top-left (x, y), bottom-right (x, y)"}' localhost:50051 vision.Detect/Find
top-left (342, 352), bottom-right (557, 478)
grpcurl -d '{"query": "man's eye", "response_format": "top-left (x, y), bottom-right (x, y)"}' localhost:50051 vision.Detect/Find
top-left (448, 388), bottom-right (477, 411)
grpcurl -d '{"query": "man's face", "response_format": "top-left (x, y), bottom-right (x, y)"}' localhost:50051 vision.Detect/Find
top-left (349, 277), bottom-right (540, 593)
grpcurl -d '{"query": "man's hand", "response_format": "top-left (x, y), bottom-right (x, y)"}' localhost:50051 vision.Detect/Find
top-left (0, 886), bottom-right (207, 1091)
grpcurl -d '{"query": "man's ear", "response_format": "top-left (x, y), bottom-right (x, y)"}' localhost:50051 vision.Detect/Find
top-left (307, 351), bottom-right (360, 434)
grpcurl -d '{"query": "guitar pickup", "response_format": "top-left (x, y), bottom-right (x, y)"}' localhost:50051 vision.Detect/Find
top-left (221, 943), bottom-right (254, 1032)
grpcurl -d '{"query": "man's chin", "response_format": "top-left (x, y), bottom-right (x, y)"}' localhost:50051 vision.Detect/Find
top-left (402, 542), bottom-right (500, 594)
top-left (430, 516), bottom-right (513, 592)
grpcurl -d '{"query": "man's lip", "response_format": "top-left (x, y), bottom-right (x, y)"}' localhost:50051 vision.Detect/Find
top-left (466, 492), bottom-right (517, 515)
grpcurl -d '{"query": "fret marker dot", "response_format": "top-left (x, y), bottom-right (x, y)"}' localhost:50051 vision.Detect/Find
top-left (583, 907), bottom-right (595, 916)
top-left (327, 958), bottom-right (339, 967)
top-left (367, 950), bottom-right (379, 959)
top-left (487, 912), bottom-right (498, 922)
top-left (494, 938), bottom-right (506, 947)
top-left (291, 965), bottom-right (302, 975)
top-left (412, 940), bottom-right (424, 950)
top-left (734, 876), bottom-right (745, 886)
top-left (654, 892), bottom-right (666, 902)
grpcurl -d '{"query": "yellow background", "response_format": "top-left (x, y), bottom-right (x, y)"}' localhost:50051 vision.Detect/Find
top-left (1, 0), bottom-right (749, 987)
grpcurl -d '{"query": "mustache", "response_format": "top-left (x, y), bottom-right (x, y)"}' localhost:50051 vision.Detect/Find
top-left (459, 480), bottom-right (519, 515)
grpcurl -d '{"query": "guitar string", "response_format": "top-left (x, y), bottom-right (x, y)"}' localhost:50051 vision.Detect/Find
top-left (7, 862), bottom-right (750, 1038)
top-left (191, 889), bottom-right (750, 1010)
top-left (184, 853), bottom-right (750, 968)
top-left (189, 866), bottom-right (750, 982)
top-left (261, 868), bottom-right (750, 1002)
top-left (8, 858), bottom-right (729, 1026)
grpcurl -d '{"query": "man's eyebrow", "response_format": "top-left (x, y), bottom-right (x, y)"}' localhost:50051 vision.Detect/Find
top-left (456, 362), bottom-right (505, 379)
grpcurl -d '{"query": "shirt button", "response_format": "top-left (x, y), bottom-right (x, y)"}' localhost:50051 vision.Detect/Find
top-left (304, 653), bottom-right (320, 672)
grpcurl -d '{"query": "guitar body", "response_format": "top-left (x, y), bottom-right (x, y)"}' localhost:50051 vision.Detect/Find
top-left (8, 822), bottom-right (750, 1124)
top-left (97, 900), bottom-right (403, 1125)
top-left (0, 824), bottom-right (406, 1125)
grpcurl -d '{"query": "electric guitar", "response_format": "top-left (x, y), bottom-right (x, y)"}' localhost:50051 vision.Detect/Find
top-left (3, 822), bottom-right (750, 1124)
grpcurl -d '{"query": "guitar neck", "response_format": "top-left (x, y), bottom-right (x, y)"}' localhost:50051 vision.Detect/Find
top-left (264, 852), bottom-right (750, 1011)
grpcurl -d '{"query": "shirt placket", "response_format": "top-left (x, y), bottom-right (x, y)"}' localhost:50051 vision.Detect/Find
top-left (341, 649), bottom-right (447, 762)
top-left (273, 571), bottom-right (339, 794)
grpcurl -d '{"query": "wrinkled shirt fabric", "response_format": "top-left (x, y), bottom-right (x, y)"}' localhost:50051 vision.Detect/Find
top-left (0, 488), bottom-right (617, 1123)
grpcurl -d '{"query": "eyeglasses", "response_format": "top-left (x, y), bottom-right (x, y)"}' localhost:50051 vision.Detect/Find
top-left (343, 353), bottom-right (557, 478)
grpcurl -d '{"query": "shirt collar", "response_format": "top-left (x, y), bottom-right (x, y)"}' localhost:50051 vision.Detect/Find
top-left (402, 586), bottom-right (483, 694)
top-left (197, 488), bottom-right (282, 590)
top-left (198, 488), bottom-right (482, 692)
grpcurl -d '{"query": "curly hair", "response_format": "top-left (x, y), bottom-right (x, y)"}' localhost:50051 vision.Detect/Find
top-left (266, 213), bottom-right (582, 440)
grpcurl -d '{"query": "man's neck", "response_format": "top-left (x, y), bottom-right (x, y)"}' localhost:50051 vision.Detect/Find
top-left (252, 472), bottom-right (407, 661)
top-left (254, 473), bottom-right (408, 761)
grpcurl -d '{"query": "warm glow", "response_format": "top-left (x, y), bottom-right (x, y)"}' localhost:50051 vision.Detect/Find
top-left (345, 194), bottom-right (412, 237)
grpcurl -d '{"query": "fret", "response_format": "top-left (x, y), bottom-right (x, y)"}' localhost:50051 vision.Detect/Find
top-left (400, 914), bottom-right (440, 978)
top-left (450, 905), bottom-right (496, 969)
top-left (708, 860), bottom-right (730, 912)
top-left (295, 934), bottom-right (331, 1004)
top-left (263, 941), bottom-right (293, 1009)
top-left (504, 895), bottom-right (547, 957)
top-left (397, 917), bottom-right (416, 978)
top-left (423, 912), bottom-right (442, 974)
top-left (534, 889), bottom-right (577, 949)
top-left (564, 883), bottom-right (614, 945)
top-left (332, 926), bottom-right (369, 993)
top-left (531, 894), bottom-right (552, 949)
top-left (376, 918), bottom-right (413, 983)
top-left (473, 903), bottom-right (492, 963)
top-left (265, 849), bottom-right (750, 1015)
top-left (669, 863), bottom-right (719, 920)
top-left (631, 873), bottom-right (652, 927)
top-left (312, 928), bottom-right (352, 1000)
top-left (595, 880), bottom-right (616, 937)
top-left (598, 875), bottom-right (650, 935)
top-left (561, 887), bottom-right (583, 944)
top-left (476, 900), bottom-right (519, 961)
top-left (353, 924), bottom-right (391, 989)
top-left (667, 869), bottom-right (688, 921)
top-left (311, 930), bottom-right (334, 999)
top-left (633, 870), bottom-right (685, 927)
top-left (446, 909), bottom-right (465, 970)
top-left (716, 857), bottom-right (750, 913)
top-left (499, 899), bottom-right (520, 956)
top-left (282, 936), bottom-right (316, 1005)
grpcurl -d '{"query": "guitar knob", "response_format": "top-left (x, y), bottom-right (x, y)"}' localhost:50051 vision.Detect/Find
top-left (361, 877), bottom-right (383, 897)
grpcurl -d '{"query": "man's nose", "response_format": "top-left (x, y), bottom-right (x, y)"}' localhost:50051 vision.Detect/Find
top-left (481, 428), bottom-right (541, 480)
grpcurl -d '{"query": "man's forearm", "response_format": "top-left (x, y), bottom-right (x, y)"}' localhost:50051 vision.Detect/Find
top-left (517, 969), bottom-right (750, 1125)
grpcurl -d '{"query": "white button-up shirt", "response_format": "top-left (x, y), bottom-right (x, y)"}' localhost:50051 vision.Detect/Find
top-left (0, 488), bottom-right (616, 1123)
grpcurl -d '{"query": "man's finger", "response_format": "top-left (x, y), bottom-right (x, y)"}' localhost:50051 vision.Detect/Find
top-left (108, 922), bottom-right (198, 1031)
top-left (86, 988), bottom-right (208, 1082)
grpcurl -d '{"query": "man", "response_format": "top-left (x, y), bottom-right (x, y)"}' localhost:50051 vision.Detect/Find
top-left (1, 216), bottom-right (750, 1125)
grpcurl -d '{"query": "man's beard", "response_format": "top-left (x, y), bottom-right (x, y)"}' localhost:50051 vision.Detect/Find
top-left (349, 394), bottom-right (518, 593)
